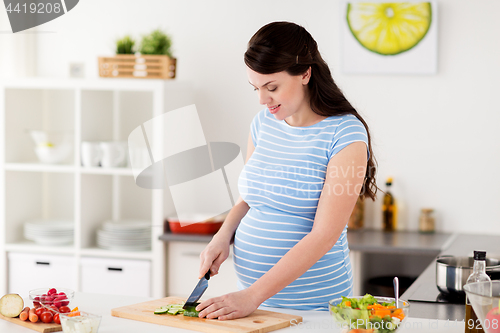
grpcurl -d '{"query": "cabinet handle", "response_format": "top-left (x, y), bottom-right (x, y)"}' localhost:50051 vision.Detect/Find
top-left (181, 252), bottom-right (201, 257)
top-left (36, 261), bottom-right (50, 266)
top-left (107, 267), bottom-right (123, 272)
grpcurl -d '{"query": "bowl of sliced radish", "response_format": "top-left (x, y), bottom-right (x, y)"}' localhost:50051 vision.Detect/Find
top-left (29, 287), bottom-right (74, 312)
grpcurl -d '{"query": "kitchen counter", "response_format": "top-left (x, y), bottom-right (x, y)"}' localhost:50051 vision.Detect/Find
top-left (402, 233), bottom-right (500, 320)
top-left (346, 229), bottom-right (454, 255)
top-left (0, 292), bottom-right (466, 333)
top-left (160, 229), bottom-right (455, 256)
top-left (159, 230), bottom-right (500, 323)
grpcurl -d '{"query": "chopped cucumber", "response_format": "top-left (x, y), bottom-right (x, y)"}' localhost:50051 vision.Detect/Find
top-left (167, 308), bottom-right (181, 315)
top-left (154, 303), bottom-right (187, 315)
top-left (154, 308), bottom-right (168, 314)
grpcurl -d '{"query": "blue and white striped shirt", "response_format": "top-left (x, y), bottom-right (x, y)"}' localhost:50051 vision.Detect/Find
top-left (234, 108), bottom-right (369, 311)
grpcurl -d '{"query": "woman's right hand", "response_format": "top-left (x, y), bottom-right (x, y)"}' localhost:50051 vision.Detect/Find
top-left (199, 234), bottom-right (231, 279)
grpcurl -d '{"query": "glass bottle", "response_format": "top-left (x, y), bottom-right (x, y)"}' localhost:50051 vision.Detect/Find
top-left (348, 196), bottom-right (364, 229)
top-left (382, 177), bottom-right (397, 231)
top-left (465, 251), bottom-right (492, 333)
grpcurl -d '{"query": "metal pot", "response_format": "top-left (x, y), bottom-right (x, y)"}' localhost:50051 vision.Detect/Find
top-left (435, 255), bottom-right (500, 297)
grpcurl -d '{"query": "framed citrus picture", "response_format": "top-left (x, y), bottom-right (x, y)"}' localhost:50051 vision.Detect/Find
top-left (340, 1), bottom-right (438, 74)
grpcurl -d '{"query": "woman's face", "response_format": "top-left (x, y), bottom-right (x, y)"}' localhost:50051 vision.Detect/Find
top-left (247, 67), bottom-right (311, 121)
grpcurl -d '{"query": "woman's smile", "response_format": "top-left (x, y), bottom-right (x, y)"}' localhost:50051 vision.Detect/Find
top-left (268, 104), bottom-right (281, 114)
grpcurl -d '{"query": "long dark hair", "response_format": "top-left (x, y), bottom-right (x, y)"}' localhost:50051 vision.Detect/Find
top-left (244, 21), bottom-right (377, 200)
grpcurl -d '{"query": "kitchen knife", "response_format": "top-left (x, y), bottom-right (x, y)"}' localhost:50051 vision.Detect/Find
top-left (183, 271), bottom-right (210, 309)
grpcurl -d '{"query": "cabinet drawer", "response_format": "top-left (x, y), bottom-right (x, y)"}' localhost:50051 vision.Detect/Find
top-left (80, 257), bottom-right (151, 297)
top-left (8, 252), bottom-right (77, 297)
top-left (167, 242), bottom-right (239, 298)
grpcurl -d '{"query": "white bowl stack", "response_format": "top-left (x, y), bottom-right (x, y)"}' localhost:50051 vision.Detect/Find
top-left (97, 220), bottom-right (151, 251)
top-left (24, 220), bottom-right (74, 245)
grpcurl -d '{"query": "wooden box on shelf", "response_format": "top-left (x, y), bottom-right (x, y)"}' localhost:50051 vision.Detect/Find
top-left (98, 54), bottom-right (176, 79)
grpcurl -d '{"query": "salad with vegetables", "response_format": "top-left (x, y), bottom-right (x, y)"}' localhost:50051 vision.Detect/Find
top-left (329, 294), bottom-right (407, 333)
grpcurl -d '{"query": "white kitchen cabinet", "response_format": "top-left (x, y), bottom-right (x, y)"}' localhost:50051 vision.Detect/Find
top-left (80, 257), bottom-right (151, 297)
top-left (0, 78), bottom-right (194, 297)
top-left (8, 252), bottom-right (77, 298)
top-left (167, 241), bottom-right (239, 298)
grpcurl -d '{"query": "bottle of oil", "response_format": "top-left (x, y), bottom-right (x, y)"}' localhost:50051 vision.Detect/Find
top-left (348, 196), bottom-right (364, 229)
top-left (382, 177), bottom-right (397, 231)
top-left (465, 251), bottom-right (491, 333)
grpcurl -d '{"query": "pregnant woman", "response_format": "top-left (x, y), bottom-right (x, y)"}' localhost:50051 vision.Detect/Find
top-left (197, 21), bottom-right (377, 320)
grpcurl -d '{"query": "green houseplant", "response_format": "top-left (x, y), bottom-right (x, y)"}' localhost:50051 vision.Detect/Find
top-left (99, 29), bottom-right (176, 79)
top-left (115, 35), bottom-right (136, 54)
top-left (139, 29), bottom-right (173, 57)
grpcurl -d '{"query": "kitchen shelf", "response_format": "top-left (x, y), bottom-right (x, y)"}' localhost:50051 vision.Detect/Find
top-left (4, 242), bottom-right (76, 255)
top-left (80, 247), bottom-right (153, 260)
top-left (0, 78), bottom-right (194, 298)
top-left (79, 166), bottom-right (134, 176)
top-left (4, 162), bottom-right (76, 173)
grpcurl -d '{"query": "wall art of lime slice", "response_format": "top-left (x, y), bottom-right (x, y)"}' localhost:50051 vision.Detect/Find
top-left (347, 2), bottom-right (432, 56)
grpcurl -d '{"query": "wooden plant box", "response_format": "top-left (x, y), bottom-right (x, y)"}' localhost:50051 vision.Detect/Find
top-left (98, 54), bottom-right (176, 79)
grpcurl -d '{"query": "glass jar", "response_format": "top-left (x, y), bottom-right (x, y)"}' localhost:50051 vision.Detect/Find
top-left (418, 208), bottom-right (435, 233)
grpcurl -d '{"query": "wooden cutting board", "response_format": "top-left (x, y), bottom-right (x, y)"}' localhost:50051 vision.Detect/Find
top-left (111, 296), bottom-right (302, 333)
top-left (0, 313), bottom-right (62, 332)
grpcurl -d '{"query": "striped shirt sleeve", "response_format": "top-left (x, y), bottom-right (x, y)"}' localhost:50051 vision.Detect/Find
top-left (328, 115), bottom-right (369, 161)
top-left (250, 109), bottom-right (264, 147)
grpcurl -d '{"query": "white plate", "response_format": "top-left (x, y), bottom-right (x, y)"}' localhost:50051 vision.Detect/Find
top-left (102, 220), bottom-right (151, 231)
top-left (97, 244), bottom-right (151, 251)
top-left (97, 239), bottom-right (150, 246)
top-left (25, 220), bottom-right (74, 231)
top-left (30, 237), bottom-right (73, 246)
top-left (24, 229), bottom-right (73, 235)
top-left (97, 231), bottom-right (149, 240)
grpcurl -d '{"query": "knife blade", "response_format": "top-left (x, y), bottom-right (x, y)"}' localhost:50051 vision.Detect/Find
top-left (183, 271), bottom-right (210, 309)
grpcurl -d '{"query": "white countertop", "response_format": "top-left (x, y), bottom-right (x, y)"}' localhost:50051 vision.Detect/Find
top-left (0, 292), bottom-right (466, 333)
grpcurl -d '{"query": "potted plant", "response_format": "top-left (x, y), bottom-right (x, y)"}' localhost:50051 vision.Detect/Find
top-left (98, 30), bottom-right (176, 79)
top-left (116, 35), bottom-right (135, 54)
top-left (139, 29), bottom-right (173, 57)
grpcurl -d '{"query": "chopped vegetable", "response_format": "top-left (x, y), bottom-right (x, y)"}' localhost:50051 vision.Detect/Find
top-left (154, 303), bottom-right (200, 317)
top-left (68, 307), bottom-right (81, 317)
top-left (330, 294), bottom-right (405, 333)
top-left (154, 304), bottom-right (187, 315)
top-left (183, 303), bottom-right (200, 318)
top-left (0, 294), bottom-right (24, 318)
top-left (154, 307), bottom-right (168, 315)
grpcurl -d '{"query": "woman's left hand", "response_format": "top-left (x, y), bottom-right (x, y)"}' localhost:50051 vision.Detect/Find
top-left (196, 289), bottom-right (261, 320)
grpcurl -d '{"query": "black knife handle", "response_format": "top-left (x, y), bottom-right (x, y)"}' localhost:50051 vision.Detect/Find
top-left (205, 270), bottom-right (211, 280)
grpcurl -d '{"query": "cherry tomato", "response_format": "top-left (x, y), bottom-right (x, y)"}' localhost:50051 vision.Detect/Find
top-left (53, 313), bottom-right (60, 325)
top-left (49, 306), bottom-right (59, 314)
top-left (40, 311), bottom-right (53, 324)
top-left (58, 306), bottom-right (71, 313)
top-left (35, 307), bottom-right (44, 317)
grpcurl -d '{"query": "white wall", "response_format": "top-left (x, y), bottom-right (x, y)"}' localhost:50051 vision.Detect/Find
top-left (1, 0), bottom-right (500, 234)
